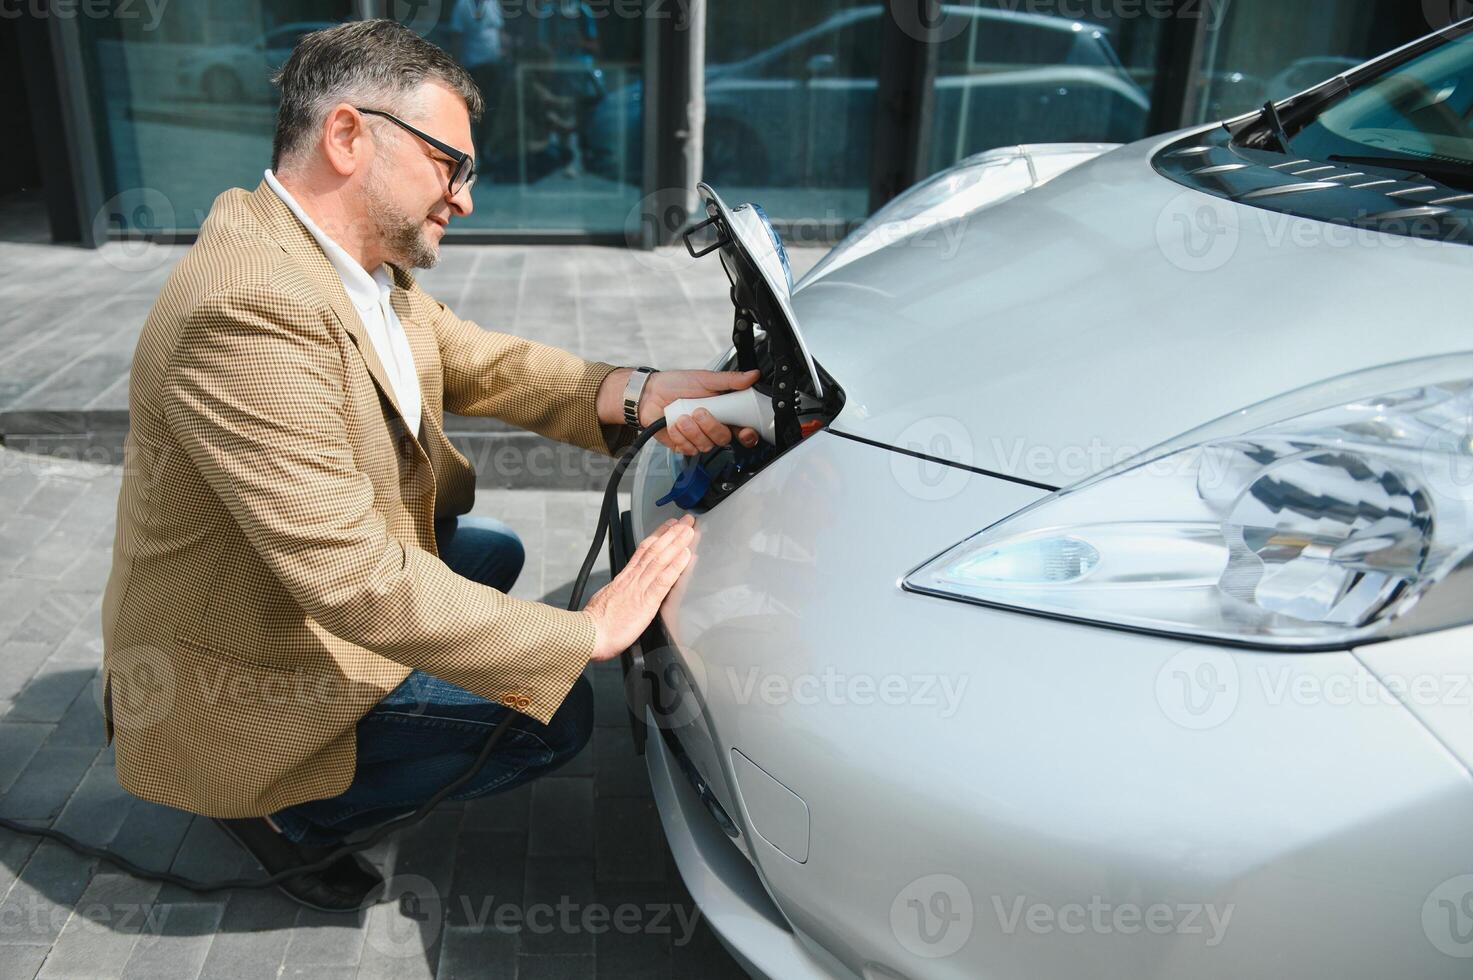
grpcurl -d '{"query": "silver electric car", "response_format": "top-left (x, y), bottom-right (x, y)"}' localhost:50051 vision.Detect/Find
top-left (614, 18), bottom-right (1473, 980)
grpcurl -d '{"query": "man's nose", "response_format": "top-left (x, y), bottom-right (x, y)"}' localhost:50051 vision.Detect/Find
top-left (448, 178), bottom-right (474, 217)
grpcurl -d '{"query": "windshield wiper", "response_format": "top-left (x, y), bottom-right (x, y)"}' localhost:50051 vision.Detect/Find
top-left (1261, 101), bottom-right (1296, 154)
top-left (1327, 154), bottom-right (1473, 193)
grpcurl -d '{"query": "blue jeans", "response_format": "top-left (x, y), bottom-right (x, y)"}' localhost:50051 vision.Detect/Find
top-left (269, 515), bottom-right (594, 847)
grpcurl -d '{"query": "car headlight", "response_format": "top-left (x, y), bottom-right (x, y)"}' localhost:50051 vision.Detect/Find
top-left (802, 143), bottom-right (1116, 284)
top-left (904, 355), bottom-right (1473, 650)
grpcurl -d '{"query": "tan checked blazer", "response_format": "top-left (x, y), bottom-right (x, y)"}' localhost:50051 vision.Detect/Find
top-left (100, 179), bottom-right (631, 818)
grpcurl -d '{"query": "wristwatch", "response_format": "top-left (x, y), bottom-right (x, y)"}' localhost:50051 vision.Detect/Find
top-left (623, 367), bottom-right (658, 428)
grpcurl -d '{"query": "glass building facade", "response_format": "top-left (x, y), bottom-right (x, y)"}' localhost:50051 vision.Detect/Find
top-left (4, 0), bottom-right (1451, 243)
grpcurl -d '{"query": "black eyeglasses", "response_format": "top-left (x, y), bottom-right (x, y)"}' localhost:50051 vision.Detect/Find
top-left (356, 107), bottom-right (477, 195)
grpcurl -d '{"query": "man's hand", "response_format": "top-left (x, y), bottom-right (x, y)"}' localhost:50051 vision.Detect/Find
top-left (598, 368), bottom-right (764, 456)
top-left (583, 516), bottom-right (696, 662)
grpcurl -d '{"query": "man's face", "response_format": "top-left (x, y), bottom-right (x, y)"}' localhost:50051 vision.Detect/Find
top-left (362, 81), bottom-right (476, 270)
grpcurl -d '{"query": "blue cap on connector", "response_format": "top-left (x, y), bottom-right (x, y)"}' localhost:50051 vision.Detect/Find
top-left (657, 464), bottom-right (713, 510)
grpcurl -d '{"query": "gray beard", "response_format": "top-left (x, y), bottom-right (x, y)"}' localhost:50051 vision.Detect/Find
top-left (365, 165), bottom-right (439, 270)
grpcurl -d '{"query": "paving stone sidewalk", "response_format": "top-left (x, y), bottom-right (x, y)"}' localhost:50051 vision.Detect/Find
top-left (0, 445), bottom-right (747, 980)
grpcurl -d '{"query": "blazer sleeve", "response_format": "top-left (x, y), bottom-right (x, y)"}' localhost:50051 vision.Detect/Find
top-left (161, 281), bottom-right (592, 724)
top-left (425, 292), bottom-right (637, 456)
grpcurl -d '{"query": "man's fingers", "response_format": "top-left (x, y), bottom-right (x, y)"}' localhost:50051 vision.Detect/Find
top-left (647, 547), bottom-right (692, 595)
top-left (692, 410), bottom-right (734, 447)
top-left (627, 518), bottom-right (677, 571)
top-left (708, 369), bottom-right (762, 393)
top-left (674, 416), bottom-right (715, 454)
top-left (635, 520), bottom-right (694, 588)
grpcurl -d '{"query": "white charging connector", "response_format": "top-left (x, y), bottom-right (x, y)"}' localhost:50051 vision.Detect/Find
top-left (664, 388), bottom-right (778, 445)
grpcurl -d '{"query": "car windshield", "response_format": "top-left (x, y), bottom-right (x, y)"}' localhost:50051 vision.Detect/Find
top-left (1289, 30), bottom-right (1473, 173)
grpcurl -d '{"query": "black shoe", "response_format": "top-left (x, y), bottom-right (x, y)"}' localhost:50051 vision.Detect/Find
top-left (214, 817), bottom-right (385, 912)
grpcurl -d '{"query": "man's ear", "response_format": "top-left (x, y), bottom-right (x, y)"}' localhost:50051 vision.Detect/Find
top-left (321, 103), bottom-right (371, 178)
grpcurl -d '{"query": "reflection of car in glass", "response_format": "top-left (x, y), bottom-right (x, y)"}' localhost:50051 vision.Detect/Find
top-left (618, 18), bottom-right (1473, 980)
top-left (587, 5), bottom-right (1148, 187)
top-left (1265, 55), bottom-right (1363, 101)
top-left (176, 22), bottom-right (335, 104)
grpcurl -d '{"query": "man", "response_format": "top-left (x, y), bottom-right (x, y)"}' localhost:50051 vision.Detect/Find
top-left (100, 19), bottom-right (759, 912)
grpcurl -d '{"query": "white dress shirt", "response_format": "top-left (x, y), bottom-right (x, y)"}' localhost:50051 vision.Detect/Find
top-left (263, 169), bottom-right (423, 441)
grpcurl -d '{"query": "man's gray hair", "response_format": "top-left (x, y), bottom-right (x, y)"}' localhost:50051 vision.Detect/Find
top-left (270, 19), bottom-right (484, 171)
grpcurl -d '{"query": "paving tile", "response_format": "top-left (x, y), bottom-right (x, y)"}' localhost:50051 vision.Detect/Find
top-left (280, 906), bottom-right (368, 969)
top-left (528, 779), bottom-right (593, 859)
top-left (37, 872), bottom-right (161, 980)
top-left (0, 946), bottom-right (49, 980)
top-left (520, 858), bottom-right (596, 957)
top-left (118, 901), bottom-right (223, 980)
top-left (518, 953), bottom-right (594, 979)
top-left (0, 722), bottom-right (52, 794)
top-left (0, 744), bottom-right (100, 821)
top-left (106, 801), bottom-right (195, 882)
top-left (6, 662), bottom-right (97, 724)
top-left (592, 726), bottom-right (648, 800)
top-left (593, 798), bottom-right (667, 885)
top-left (0, 840), bottom-right (98, 946)
top-left (52, 762), bottom-right (134, 845)
top-left (433, 924), bottom-right (517, 980)
top-left (195, 886), bottom-right (298, 980)
top-left (460, 779), bottom-right (533, 835)
top-left (445, 831), bottom-right (526, 928)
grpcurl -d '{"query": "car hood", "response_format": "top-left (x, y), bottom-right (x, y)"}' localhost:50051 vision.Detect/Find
top-left (792, 129), bottom-right (1473, 488)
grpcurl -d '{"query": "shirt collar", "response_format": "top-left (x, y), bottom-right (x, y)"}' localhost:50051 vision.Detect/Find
top-left (264, 169), bottom-right (392, 311)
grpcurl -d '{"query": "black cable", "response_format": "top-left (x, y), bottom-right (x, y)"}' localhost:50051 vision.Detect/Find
top-left (570, 418), bottom-right (667, 610)
top-left (0, 418), bottom-right (670, 894)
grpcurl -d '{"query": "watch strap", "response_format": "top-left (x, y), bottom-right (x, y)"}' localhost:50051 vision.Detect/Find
top-left (623, 367), bottom-right (657, 428)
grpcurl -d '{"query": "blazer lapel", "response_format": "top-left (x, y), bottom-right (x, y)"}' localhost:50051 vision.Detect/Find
top-left (247, 181), bottom-right (411, 430)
